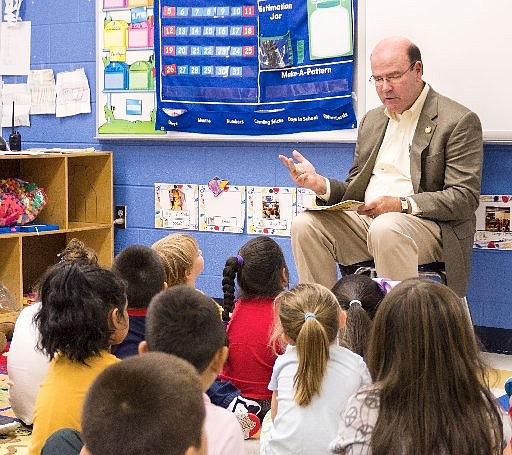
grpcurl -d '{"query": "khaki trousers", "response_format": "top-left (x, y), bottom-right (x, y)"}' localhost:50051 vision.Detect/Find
top-left (291, 210), bottom-right (443, 289)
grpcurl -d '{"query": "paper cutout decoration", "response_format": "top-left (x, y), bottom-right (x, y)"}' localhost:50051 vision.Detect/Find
top-left (199, 184), bottom-right (245, 233)
top-left (0, 21), bottom-right (31, 75)
top-left (155, 183), bottom-right (198, 230)
top-left (474, 195), bottom-right (512, 249)
top-left (1, 83), bottom-right (31, 127)
top-left (247, 186), bottom-right (296, 236)
top-left (207, 176), bottom-right (229, 197)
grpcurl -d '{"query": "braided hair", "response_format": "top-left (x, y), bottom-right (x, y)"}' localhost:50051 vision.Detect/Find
top-left (221, 236), bottom-right (288, 320)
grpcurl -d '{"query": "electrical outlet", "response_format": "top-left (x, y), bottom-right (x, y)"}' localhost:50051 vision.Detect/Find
top-left (114, 205), bottom-right (127, 229)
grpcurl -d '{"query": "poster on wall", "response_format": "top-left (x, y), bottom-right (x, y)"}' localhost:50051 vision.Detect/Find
top-left (155, 183), bottom-right (199, 229)
top-left (247, 186), bottom-right (296, 236)
top-left (153, 0), bottom-right (357, 135)
top-left (199, 184), bottom-right (246, 233)
top-left (474, 195), bottom-right (512, 250)
top-left (97, 1), bottom-right (165, 135)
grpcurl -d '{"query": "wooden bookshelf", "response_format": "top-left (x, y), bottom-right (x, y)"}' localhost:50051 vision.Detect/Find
top-left (0, 152), bottom-right (113, 308)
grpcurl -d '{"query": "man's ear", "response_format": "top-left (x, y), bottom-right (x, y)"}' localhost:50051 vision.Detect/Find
top-left (163, 281), bottom-right (168, 290)
top-left (138, 340), bottom-right (148, 355)
top-left (338, 310), bottom-right (347, 329)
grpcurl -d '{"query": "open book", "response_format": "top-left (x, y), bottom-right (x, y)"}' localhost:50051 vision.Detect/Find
top-left (306, 200), bottom-right (364, 212)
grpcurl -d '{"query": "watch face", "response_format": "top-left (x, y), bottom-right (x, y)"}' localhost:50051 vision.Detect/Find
top-left (400, 198), bottom-right (408, 212)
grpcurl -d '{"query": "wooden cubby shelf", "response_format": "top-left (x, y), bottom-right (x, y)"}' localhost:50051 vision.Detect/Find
top-left (0, 152), bottom-right (114, 308)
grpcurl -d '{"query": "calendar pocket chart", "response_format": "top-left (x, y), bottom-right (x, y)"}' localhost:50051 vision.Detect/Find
top-left (153, 0), bottom-right (357, 135)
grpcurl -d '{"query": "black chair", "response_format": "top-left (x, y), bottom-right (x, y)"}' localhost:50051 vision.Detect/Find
top-left (339, 260), bottom-right (446, 284)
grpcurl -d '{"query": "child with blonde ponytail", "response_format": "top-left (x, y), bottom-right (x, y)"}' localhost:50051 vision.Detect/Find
top-left (260, 283), bottom-right (371, 455)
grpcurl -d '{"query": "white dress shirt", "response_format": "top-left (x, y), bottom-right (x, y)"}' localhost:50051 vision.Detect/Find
top-left (320, 84), bottom-right (430, 215)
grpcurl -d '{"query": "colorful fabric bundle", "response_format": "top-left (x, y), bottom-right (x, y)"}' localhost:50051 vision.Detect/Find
top-left (0, 178), bottom-right (48, 226)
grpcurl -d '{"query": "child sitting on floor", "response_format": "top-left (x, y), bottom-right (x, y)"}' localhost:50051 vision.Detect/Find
top-left (151, 232), bottom-right (204, 288)
top-left (141, 285), bottom-right (251, 452)
top-left (218, 236), bottom-right (288, 419)
top-left (152, 232), bottom-right (259, 417)
top-left (260, 283), bottom-right (371, 455)
top-left (330, 279), bottom-right (512, 455)
top-left (42, 353), bottom-right (207, 455)
top-left (331, 274), bottom-right (385, 357)
top-left (28, 262), bottom-right (128, 455)
top-left (82, 352), bottom-right (206, 455)
top-left (8, 238), bottom-right (98, 426)
top-left (110, 245), bottom-right (166, 358)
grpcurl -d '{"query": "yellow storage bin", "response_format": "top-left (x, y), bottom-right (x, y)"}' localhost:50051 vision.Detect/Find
top-left (104, 20), bottom-right (129, 50)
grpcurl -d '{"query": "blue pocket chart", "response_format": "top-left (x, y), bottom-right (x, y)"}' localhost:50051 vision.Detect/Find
top-left (154, 0), bottom-right (357, 135)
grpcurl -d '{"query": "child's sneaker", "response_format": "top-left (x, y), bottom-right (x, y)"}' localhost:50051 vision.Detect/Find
top-left (235, 412), bottom-right (261, 439)
top-left (227, 395), bottom-right (261, 415)
top-left (0, 415), bottom-right (20, 435)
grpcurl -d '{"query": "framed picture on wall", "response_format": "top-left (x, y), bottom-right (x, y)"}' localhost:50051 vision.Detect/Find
top-left (154, 183), bottom-right (198, 230)
top-left (474, 195), bottom-right (512, 249)
top-left (246, 186), bottom-right (296, 236)
top-left (198, 184), bottom-right (246, 233)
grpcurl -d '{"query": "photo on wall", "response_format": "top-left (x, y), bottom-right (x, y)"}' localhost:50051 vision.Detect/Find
top-left (155, 183), bottom-right (198, 230)
top-left (474, 195), bottom-right (512, 249)
top-left (246, 186), bottom-right (296, 236)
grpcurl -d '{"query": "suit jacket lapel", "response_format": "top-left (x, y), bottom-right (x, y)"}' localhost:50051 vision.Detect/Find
top-left (410, 89), bottom-right (438, 192)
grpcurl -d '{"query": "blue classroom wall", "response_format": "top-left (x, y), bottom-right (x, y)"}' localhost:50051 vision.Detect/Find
top-left (9, 1), bottom-right (512, 329)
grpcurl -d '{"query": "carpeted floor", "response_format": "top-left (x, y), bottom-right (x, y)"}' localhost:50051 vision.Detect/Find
top-left (0, 346), bottom-right (31, 454)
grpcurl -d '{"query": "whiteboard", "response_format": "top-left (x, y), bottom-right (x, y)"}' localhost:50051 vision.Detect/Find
top-left (364, 0), bottom-right (512, 142)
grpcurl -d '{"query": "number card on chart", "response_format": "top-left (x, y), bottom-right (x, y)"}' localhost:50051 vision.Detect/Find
top-left (199, 184), bottom-right (246, 233)
top-left (474, 195), bottom-right (512, 250)
top-left (246, 186), bottom-right (296, 236)
top-left (155, 183), bottom-right (199, 230)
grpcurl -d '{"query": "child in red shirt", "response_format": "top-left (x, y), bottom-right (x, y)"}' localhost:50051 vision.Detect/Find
top-left (219, 236), bottom-right (288, 419)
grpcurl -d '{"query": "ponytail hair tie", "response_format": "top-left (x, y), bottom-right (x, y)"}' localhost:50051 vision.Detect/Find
top-left (349, 299), bottom-right (362, 308)
top-left (304, 312), bottom-right (316, 321)
top-left (236, 255), bottom-right (244, 267)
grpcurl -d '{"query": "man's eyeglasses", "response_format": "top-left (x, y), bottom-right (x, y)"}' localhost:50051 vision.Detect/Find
top-left (369, 62), bottom-right (416, 87)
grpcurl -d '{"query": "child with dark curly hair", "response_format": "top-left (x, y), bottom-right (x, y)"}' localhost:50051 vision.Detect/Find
top-left (27, 262), bottom-right (128, 455)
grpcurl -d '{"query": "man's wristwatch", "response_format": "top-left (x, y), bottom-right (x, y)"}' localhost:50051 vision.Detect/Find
top-left (399, 197), bottom-right (409, 213)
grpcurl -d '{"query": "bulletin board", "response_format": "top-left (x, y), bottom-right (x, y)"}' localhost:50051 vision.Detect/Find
top-left (97, 0), bottom-right (512, 142)
top-left (95, 0), bottom-right (361, 141)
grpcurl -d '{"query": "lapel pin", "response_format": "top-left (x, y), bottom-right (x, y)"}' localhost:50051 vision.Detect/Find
top-left (425, 126), bottom-right (432, 134)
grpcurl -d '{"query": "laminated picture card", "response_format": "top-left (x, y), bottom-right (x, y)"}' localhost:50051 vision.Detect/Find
top-left (474, 195), bottom-right (512, 249)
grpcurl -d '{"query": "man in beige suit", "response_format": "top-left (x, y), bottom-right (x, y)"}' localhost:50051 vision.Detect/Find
top-left (280, 36), bottom-right (483, 297)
